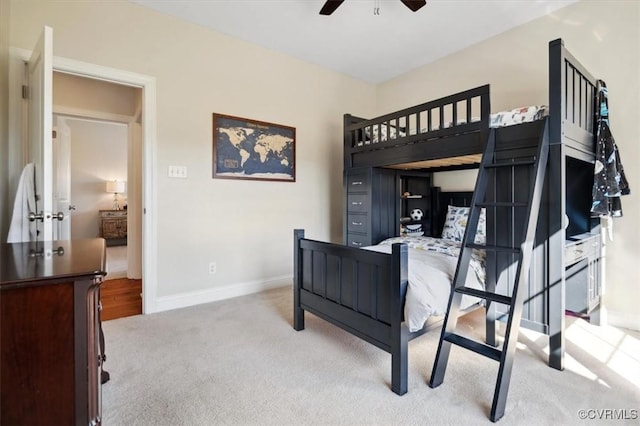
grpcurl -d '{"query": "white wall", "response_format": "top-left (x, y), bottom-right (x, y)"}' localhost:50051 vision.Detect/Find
top-left (8, 0), bottom-right (376, 305)
top-left (63, 118), bottom-right (128, 239)
top-left (377, 0), bottom-right (640, 329)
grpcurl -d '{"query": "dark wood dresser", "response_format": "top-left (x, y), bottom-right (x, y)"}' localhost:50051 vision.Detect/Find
top-left (1, 238), bottom-right (106, 426)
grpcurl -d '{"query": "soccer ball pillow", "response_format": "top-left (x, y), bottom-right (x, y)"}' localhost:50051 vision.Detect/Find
top-left (410, 208), bottom-right (423, 221)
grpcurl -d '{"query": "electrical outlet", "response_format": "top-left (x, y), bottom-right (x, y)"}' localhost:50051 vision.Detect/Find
top-left (208, 262), bottom-right (217, 275)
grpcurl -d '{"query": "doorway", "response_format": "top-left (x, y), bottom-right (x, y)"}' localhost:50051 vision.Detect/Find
top-left (53, 71), bottom-right (143, 319)
top-left (55, 113), bottom-right (141, 320)
top-left (9, 44), bottom-right (158, 315)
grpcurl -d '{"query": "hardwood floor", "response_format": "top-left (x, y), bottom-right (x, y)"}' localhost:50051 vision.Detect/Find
top-left (100, 278), bottom-right (142, 321)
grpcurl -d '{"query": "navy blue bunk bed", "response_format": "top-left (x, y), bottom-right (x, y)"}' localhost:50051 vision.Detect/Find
top-left (293, 39), bottom-right (601, 395)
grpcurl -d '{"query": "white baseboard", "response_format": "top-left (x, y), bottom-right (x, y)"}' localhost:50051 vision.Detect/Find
top-left (606, 309), bottom-right (640, 332)
top-left (154, 275), bottom-right (292, 313)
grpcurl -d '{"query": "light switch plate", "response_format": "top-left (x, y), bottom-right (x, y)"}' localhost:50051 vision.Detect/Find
top-left (168, 165), bottom-right (188, 178)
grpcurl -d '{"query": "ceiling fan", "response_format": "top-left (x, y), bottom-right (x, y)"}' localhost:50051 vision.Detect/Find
top-left (320, 0), bottom-right (427, 15)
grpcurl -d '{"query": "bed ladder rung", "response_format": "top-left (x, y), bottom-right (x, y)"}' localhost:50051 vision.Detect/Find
top-left (484, 159), bottom-right (536, 168)
top-left (465, 243), bottom-right (520, 254)
top-left (429, 120), bottom-right (550, 423)
top-left (443, 332), bottom-right (502, 362)
top-left (476, 202), bottom-right (528, 208)
top-left (454, 287), bottom-right (512, 306)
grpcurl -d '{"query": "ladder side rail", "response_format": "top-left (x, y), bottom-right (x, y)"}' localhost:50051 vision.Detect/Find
top-left (429, 129), bottom-right (496, 388)
top-left (490, 119), bottom-right (550, 422)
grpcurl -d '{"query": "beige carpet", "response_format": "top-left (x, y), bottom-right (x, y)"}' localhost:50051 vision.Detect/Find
top-left (105, 246), bottom-right (127, 280)
top-left (102, 286), bottom-right (640, 425)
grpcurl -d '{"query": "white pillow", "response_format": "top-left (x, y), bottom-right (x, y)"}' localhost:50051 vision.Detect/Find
top-left (441, 205), bottom-right (486, 244)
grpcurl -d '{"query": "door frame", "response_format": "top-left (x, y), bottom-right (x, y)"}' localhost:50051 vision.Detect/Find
top-left (10, 47), bottom-right (158, 314)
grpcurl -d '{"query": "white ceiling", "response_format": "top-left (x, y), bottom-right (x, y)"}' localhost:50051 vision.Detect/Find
top-left (130, 0), bottom-right (577, 84)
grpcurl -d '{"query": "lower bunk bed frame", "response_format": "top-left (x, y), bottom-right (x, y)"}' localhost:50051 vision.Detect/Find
top-left (293, 190), bottom-right (474, 395)
top-left (293, 228), bottom-right (412, 395)
top-left (293, 38), bottom-right (602, 398)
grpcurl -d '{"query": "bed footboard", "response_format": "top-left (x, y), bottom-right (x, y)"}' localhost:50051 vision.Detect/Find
top-left (293, 229), bottom-right (410, 394)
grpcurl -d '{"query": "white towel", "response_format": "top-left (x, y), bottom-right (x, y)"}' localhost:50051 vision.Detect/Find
top-left (7, 163), bottom-right (37, 243)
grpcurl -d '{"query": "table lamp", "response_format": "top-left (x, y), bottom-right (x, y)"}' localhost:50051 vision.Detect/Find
top-left (105, 180), bottom-right (126, 210)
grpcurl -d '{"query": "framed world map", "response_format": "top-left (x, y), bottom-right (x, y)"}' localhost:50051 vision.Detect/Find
top-left (212, 113), bottom-right (296, 182)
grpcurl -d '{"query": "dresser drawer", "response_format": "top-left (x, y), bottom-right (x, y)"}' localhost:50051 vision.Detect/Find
top-left (347, 213), bottom-right (369, 233)
top-left (100, 210), bottom-right (127, 219)
top-left (565, 234), bottom-right (599, 267)
top-left (346, 233), bottom-right (371, 248)
top-left (347, 194), bottom-right (368, 212)
top-left (346, 172), bottom-right (369, 193)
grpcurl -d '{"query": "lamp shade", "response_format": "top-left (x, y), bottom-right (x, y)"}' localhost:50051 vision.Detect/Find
top-left (106, 180), bottom-right (126, 194)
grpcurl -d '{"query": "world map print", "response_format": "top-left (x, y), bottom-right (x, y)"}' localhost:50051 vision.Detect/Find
top-left (213, 114), bottom-right (295, 181)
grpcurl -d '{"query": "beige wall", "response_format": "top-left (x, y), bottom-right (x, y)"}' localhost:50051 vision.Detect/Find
top-left (8, 0), bottom-right (638, 327)
top-left (8, 0), bottom-right (376, 302)
top-left (1, 0), bottom-right (10, 241)
top-left (378, 0), bottom-right (640, 328)
top-left (54, 71), bottom-right (140, 117)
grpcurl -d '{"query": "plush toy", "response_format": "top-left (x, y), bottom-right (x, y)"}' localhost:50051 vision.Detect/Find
top-left (410, 208), bottom-right (423, 221)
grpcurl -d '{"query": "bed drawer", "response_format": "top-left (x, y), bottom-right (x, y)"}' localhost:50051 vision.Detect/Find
top-left (347, 213), bottom-right (369, 233)
top-left (347, 194), bottom-right (368, 212)
top-left (347, 172), bottom-right (369, 193)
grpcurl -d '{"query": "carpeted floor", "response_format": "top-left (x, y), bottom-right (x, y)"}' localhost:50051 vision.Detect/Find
top-left (105, 246), bottom-right (127, 280)
top-left (102, 286), bottom-right (640, 425)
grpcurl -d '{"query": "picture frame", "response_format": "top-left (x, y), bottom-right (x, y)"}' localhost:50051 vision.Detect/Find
top-left (212, 113), bottom-right (296, 182)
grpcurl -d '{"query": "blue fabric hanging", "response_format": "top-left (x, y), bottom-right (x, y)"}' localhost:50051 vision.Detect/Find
top-left (590, 80), bottom-right (630, 217)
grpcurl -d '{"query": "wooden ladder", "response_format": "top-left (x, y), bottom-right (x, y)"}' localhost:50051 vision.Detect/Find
top-left (429, 118), bottom-right (549, 422)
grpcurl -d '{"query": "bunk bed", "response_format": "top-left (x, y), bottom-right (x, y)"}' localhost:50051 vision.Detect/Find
top-left (293, 39), bottom-right (602, 395)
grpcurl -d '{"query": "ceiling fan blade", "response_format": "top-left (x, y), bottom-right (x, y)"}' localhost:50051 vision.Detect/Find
top-left (320, 0), bottom-right (345, 15)
top-left (400, 0), bottom-right (427, 12)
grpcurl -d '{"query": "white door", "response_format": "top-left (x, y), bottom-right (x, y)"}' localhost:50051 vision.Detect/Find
top-left (52, 115), bottom-right (72, 240)
top-left (27, 26), bottom-right (56, 241)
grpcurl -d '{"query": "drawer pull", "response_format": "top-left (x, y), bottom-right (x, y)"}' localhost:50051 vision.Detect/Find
top-left (351, 201), bottom-right (363, 206)
top-left (351, 181), bottom-right (363, 185)
top-left (351, 221), bottom-right (363, 226)
top-left (351, 241), bottom-right (363, 247)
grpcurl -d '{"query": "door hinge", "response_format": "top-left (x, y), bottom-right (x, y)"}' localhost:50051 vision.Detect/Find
top-left (52, 130), bottom-right (57, 138)
top-left (22, 85), bottom-right (28, 99)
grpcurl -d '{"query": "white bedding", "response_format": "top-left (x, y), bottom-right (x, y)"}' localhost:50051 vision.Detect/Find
top-left (364, 236), bottom-right (485, 332)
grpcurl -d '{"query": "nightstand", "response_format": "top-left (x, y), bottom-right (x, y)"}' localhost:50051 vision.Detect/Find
top-left (99, 210), bottom-right (127, 246)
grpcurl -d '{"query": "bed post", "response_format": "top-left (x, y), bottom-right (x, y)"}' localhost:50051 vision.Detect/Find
top-left (390, 242), bottom-right (409, 395)
top-left (293, 229), bottom-right (305, 331)
top-left (547, 38), bottom-right (566, 371)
